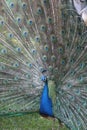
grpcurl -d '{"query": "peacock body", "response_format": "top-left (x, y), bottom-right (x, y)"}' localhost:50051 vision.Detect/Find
top-left (0, 0), bottom-right (87, 129)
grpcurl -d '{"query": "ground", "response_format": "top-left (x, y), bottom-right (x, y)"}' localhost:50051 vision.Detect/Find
top-left (0, 113), bottom-right (69, 130)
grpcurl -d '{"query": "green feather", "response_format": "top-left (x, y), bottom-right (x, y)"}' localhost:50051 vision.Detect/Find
top-left (48, 80), bottom-right (56, 106)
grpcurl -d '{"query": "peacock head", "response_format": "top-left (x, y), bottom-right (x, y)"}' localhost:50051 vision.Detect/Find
top-left (41, 69), bottom-right (48, 83)
top-left (41, 75), bottom-right (47, 82)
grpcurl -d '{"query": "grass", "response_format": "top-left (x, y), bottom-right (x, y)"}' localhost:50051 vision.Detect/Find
top-left (0, 113), bottom-right (69, 130)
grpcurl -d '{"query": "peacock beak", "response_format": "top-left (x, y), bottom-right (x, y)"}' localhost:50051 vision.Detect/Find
top-left (82, 12), bottom-right (87, 26)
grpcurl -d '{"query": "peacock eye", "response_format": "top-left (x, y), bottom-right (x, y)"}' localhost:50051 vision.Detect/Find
top-left (42, 55), bottom-right (47, 62)
top-left (35, 36), bottom-right (40, 42)
top-left (22, 31), bottom-right (28, 37)
top-left (31, 49), bottom-right (37, 55)
top-left (8, 33), bottom-right (14, 39)
top-left (27, 19), bottom-right (33, 26)
top-left (0, 20), bottom-right (5, 26)
top-left (47, 17), bottom-right (53, 24)
top-left (13, 62), bottom-right (19, 68)
top-left (48, 66), bottom-right (53, 72)
top-left (50, 34), bottom-right (57, 43)
top-left (37, 7), bottom-right (43, 15)
top-left (28, 63), bottom-right (32, 68)
top-left (51, 55), bottom-right (56, 62)
top-left (75, 89), bottom-right (80, 95)
top-left (25, 74), bottom-right (31, 79)
top-left (10, 2), bottom-right (15, 8)
top-left (1, 48), bottom-right (7, 54)
top-left (22, 2), bottom-right (27, 9)
top-left (67, 84), bottom-right (72, 89)
top-left (40, 25), bottom-right (46, 31)
top-left (39, 67), bottom-right (44, 72)
top-left (44, 44), bottom-right (49, 51)
top-left (16, 17), bottom-right (22, 24)
top-left (29, 20), bottom-right (32, 24)
top-left (16, 47), bottom-right (21, 52)
top-left (79, 62), bottom-right (85, 69)
top-left (58, 46), bottom-right (64, 54)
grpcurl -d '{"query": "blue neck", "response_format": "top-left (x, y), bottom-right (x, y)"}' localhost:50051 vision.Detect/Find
top-left (40, 81), bottom-right (53, 117)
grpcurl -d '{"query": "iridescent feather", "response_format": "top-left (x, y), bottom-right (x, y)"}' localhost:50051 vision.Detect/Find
top-left (0, 0), bottom-right (87, 130)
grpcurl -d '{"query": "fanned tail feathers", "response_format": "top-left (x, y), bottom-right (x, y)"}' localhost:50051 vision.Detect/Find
top-left (0, 0), bottom-right (87, 129)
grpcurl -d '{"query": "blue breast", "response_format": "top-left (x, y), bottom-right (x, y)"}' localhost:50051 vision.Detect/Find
top-left (40, 82), bottom-right (53, 117)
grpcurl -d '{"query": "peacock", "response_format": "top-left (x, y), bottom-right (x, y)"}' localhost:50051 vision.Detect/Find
top-left (0, 0), bottom-right (87, 130)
